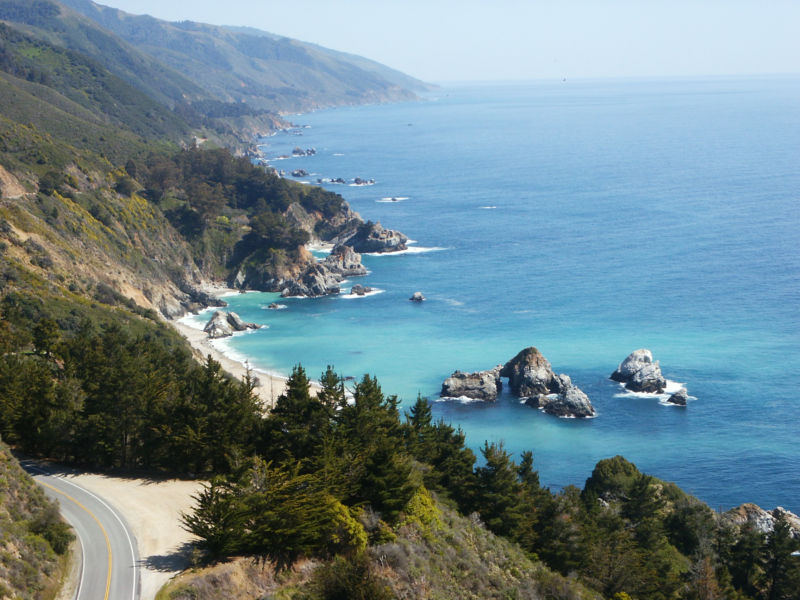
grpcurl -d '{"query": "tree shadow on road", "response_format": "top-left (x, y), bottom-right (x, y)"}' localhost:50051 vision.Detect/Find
top-left (142, 542), bottom-right (195, 572)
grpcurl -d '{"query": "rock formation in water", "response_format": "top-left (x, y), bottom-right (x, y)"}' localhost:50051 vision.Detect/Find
top-left (497, 347), bottom-right (596, 418)
top-left (203, 310), bottom-right (259, 338)
top-left (441, 367), bottom-right (503, 401)
top-left (610, 349), bottom-right (667, 393)
top-left (409, 291), bottom-right (426, 302)
top-left (323, 244), bottom-right (368, 277)
top-left (339, 221), bottom-right (408, 253)
top-left (350, 284), bottom-right (372, 296)
top-left (666, 388), bottom-right (688, 406)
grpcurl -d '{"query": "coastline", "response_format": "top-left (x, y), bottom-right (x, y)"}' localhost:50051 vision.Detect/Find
top-left (170, 283), bottom-right (320, 409)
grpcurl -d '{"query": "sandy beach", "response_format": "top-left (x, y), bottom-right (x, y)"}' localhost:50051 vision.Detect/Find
top-left (169, 284), bottom-right (320, 409)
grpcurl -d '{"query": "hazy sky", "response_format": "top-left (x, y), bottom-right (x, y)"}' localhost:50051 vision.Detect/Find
top-left (96, 1), bottom-right (800, 83)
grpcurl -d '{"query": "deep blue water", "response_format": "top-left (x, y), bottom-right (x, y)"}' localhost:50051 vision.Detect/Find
top-left (187, 77), bottom-right (800, 512)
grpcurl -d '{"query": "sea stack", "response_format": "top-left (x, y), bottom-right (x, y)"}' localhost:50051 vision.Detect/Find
top-left (440, 367), bottom-right (503, 401)
top-left (500, 347), bottom-right (596, 418)
top-left (410, 292), bottom-right (425, 302)
top-left (610, 349), bottom-right (667, 393)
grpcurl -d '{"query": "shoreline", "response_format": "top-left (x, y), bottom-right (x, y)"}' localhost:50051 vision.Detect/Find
top-left (169, 283), bottom-right (320, 409)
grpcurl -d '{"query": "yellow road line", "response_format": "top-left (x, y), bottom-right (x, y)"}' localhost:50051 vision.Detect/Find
top-left (39, 479), bottom-right (112, 600)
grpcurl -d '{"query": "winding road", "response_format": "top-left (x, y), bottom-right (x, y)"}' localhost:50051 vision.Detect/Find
top-left (21, 462), bottom-right (140, 600)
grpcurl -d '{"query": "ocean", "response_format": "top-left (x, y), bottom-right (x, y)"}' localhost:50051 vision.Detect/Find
top-left (185, 76), bottom-right (800, 513)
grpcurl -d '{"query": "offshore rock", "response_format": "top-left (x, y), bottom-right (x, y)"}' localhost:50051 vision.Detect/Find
top-left (341, 221), bottom-right (408, 253)
top-left (542, 377), bottom-right (596, 418)
top-left (324, 244), bottom-right (368, 276)
top-left (409, 291), bottom-right (425, 302)
top-left (350, 284), bottom-right (372, 296)
top-left (504, 348), bottom-right (596, 418)
top-left (610, 349), bottom-right (667, 393)
top-left (441, 367), bottom-right (503, 401)
top-left (500, 347), bottom-right (557, 397)
top-left (666, 388), bottom-right (688, 406)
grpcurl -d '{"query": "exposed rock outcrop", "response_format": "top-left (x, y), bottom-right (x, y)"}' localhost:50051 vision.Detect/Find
top-left (280, 262), bottom-right (341, 297)
top-left (350, 284), bottom-right (372, 296)
top-left (666, 388), bottom-right (688, 406)
top-left (525, 375), bottom-right (596, 418)
top-left (610, 349), bottom-right (667, 393)
top-left (409, 292), bottom-right (425, 302)
top-left (500, 347), bottom-right (558, 398)
top-left (0, 164), bottom-right (26, 198)
top-left (339, 221), bottom-right (408, 253)
top-left (501, 347), bottom-right (595, 418)
top-left (441, 367), bottom-right (503, 401)
top-left (722, 503), bottom-right (800, 540)
top-left (203, 310), bottom-right (259, 338)
top-left (323, 244), bottom-right (368, 276)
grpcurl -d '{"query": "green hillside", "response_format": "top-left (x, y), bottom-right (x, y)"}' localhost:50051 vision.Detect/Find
top-left (0, 0), bottom-right (205, 108)
top-left (0, 441), bottom-right (73, 599)
top-left (59, 0), bottom-right (427, 113)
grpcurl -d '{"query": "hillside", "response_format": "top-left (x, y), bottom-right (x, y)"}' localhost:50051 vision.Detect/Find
top-left (0, 441), bottom-right (73, 599)
top-left (59, 0), bottom-right (429, 113)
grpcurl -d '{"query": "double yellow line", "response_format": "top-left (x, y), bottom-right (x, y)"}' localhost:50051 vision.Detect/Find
top-left (39, 479), bottom-right (112, 600)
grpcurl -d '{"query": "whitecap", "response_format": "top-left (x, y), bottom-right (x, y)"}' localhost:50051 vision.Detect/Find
top-left (349, 182), bottom-right (376, 187)
top-left (479, 206), bottom-right (498, 209)
top-left (443, 298), bottom-right (464, 307)
top-left (377, 197), bottom-right (409, 203)
top-left (332, 153), bottom-right (345, 156)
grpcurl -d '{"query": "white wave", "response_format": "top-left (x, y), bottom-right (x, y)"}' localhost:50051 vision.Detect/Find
top-left (613, 379), bottom-right (687, 400)
top-left (177, 313), bottom-right (209, 330)
top-left (349, 182), bottom-right (376, 187)
top-left (307, 242), bottom-right (333, 254)
top-left (437, 395), bottom-right (486, 404)
top-left (479, 206), bottom-right (498, 209)
top-left (365, 245), bottom-right (447, 256)
top-left (340, 289), bottom-right (384, 299)
top-left (333, 153), bottom-right (345, 156)
top-left (377, 197), bottom-right (409, 203)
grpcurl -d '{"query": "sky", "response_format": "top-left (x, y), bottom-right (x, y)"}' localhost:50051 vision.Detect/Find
top-left (95, 1), bottom-right (800, 83)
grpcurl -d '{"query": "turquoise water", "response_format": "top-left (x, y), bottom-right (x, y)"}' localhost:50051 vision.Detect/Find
top-left (187, 77), bottom-right (800, 512)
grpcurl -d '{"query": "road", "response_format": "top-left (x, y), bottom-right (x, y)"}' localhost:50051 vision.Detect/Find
top-left (21, 462), bottom-right (140, 600)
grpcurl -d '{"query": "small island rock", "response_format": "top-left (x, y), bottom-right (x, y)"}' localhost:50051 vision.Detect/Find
top-left (409, 291), bottom-right (425, 302)
top-left (350, 284), bottom-right (373, 296)
top-left (666, 388), bottom-right (688, 406)
top-left (523, 374), bottom-right (596, 418)
top-left (503, 347), bottom-right (596, 418)
top-left (610, 349), bottom-right (667, 393)
top-left (500, 347), bottom-right (557, 397)
top-left (441, 367), bottom-right (503, 401)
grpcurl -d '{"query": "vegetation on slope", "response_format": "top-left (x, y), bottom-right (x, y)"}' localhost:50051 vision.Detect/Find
top-left (60, 0), bottom-right (427, 113)
top-left (0, 440), bottom-right (73, 600)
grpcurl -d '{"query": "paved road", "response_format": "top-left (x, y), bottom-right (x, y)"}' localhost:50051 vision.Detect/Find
top-left (22, 462), bottom-right (140, 600)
